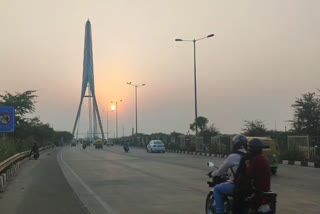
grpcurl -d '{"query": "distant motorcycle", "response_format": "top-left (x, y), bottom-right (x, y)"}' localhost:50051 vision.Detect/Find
top-left (205, 162), bottom-right (277, 214)
top-left (82, 144), bottom-right (87, 149)
top-left (124, 146), bottom-right (129, 153)
top-left (29, 151), bottom-right (40, 160)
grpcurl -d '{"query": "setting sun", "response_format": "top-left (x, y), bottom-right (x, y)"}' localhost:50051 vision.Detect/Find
top-left (111, 105), bottom-right (116, 111)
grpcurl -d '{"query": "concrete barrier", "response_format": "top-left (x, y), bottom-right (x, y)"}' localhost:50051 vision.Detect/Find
top-left (2, 173), bottom-right (6, 184)
top-left (0, 175), bottom-right (4, 190)
top-left (295, 161), bottom-right (301, 166)
top-left (308, 162), bottom-right (315, 167)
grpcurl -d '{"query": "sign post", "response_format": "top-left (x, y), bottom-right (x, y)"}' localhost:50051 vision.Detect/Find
top-left (0, 106), bottom-right (15, 133)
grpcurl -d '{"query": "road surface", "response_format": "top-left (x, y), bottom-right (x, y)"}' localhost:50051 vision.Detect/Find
top-left (1, 145), bottom-right (320, 213)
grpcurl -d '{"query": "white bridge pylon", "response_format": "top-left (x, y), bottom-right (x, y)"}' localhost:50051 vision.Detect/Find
top-left (72, 20), bottom-right (105, 140)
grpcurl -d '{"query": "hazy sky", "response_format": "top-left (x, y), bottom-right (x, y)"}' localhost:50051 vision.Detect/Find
top-left (1, 0), bottom-right (320, 137)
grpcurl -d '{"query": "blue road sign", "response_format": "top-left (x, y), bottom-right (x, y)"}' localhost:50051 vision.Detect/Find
top-left (0, 106), bottom-right (15, 133)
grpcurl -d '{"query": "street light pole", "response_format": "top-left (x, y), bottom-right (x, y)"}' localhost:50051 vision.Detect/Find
top-left (116, 102), bottom-right (118, 139)
top-left (106, 110), bottom-right (109, 139)
top-left (175, 34), bottom-right (214, 136)
top-left (193, 39), bottom-right (198, 136)
top-left (135, 85), bottom-right (138, 135)
top-left (126, 82), bottom-right (146, 135)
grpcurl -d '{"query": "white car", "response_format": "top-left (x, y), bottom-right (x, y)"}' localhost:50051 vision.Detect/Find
top-left (105, 141), bottom-right (114, 146)
top-left (146, 140), bottom-right (166, 153)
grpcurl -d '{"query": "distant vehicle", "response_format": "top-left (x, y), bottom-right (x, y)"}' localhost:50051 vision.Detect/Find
top-left (104, 139), bottom-right (114, 146)
top-left (124, 146), bottom-right (129, 152)
top-left (29, 151), bottom-right (40, 160)
top-left (94, 139), bottom-right (103, 149)
top-left (71, 142), bottom-right (76, 147)
top-left (247, 137), bottom-right (279, 175)
top-left (106, 141), bottom-right (114, 146)
top-left (146, 140), bottom-right (166, 153)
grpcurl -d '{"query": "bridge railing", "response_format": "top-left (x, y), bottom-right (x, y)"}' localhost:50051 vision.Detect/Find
top-left (0, 145), bottom-right (54, 190)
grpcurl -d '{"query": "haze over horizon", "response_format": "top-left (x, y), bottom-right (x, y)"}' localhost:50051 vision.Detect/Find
top-left (1, 0), bottom-right (320, 137)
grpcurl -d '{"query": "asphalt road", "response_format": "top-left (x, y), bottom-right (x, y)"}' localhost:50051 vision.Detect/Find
top-left (1, 145), bottom-right (320, 214)
top-left (59, 145), bottom-right (320, 214)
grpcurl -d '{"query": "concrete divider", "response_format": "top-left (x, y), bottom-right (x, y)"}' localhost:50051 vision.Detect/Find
top-left (308, 162), bottom-right (315, 167)
top-left (295, 161), bottom-right (301, 166)
top-left (166, 149), bottom-right (319, 168)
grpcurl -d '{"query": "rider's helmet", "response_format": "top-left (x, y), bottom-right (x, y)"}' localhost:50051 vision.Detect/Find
top-left (248, 138), bottom-right (266, 154)
top-left (232, 135), bottom-right (248, 152)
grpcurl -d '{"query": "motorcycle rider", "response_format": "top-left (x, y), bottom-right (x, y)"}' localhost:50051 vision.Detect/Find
top-left (210, 135), bottom-right (248, 214)
top-left (123, 141), bottom-right (130, 151)
top-left (245, 138), bottom-right (271, 211)
top-left (82, 142), bottom-right (87, 149)
top-left (29, 142), bottom-right (39, 158)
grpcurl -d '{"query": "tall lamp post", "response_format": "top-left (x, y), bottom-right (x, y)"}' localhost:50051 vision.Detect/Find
top-left (126, 82), bottom-right (146, 135)
top-left (175, 34), bottom-right (214, 136)
top-left (110, 100), bottom-right (122, 139)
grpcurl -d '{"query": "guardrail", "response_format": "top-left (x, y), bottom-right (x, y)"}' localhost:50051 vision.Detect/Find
top-left (0, 145), bottom-right (54, 190)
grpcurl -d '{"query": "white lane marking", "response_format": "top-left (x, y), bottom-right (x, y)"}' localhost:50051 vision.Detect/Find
top-left (59, 151), bottom-right (118, 214)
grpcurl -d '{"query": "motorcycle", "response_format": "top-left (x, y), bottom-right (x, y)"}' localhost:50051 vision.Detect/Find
top-left (29, 151), bottom-right (40, 160)
top-left (205, 162), bottom-right (277, 214)
top-left (124, 146), bottom-right (129, 153)
top-left (82, 143), bottom-right (87, 149)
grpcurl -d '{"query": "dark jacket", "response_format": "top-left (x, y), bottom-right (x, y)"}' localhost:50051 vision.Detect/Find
top-left (32, 143), bottom-right (39, 152)
top-left (233, 154), bottom-right (271, 214)
top-left (246, 154), bottom-right (271, 192)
